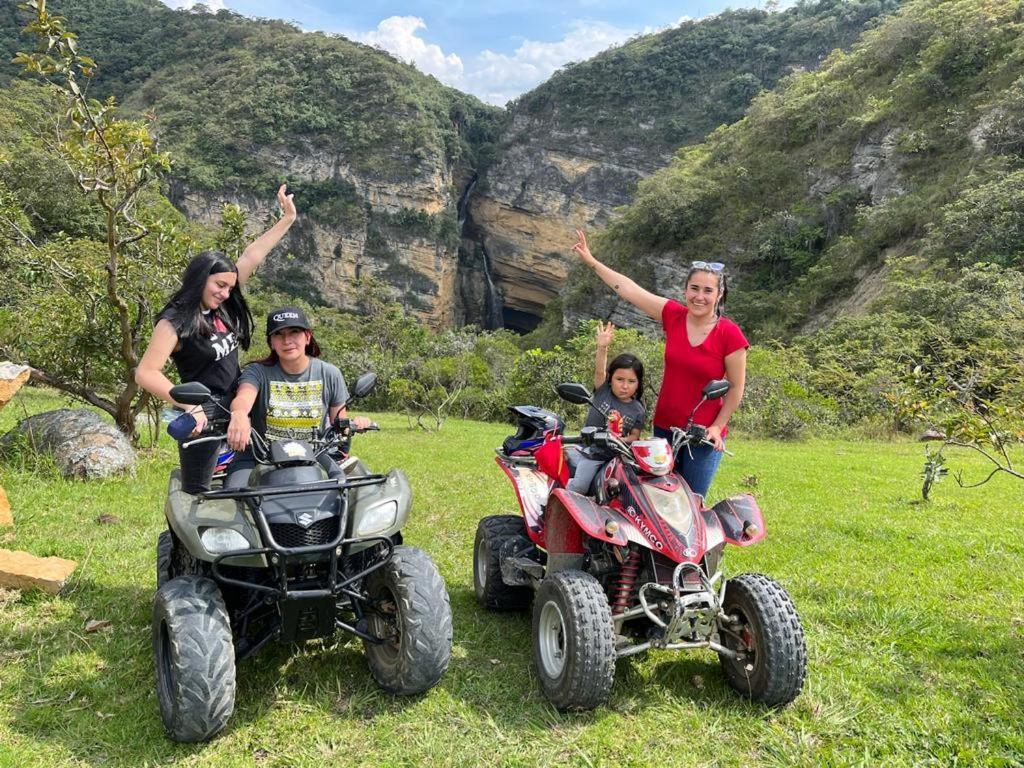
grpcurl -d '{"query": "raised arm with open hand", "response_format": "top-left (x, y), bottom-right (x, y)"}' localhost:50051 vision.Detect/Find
top-left (235, 184), bottom-right (297, 285)
top-left (572, 229), bottom-right (668, 321)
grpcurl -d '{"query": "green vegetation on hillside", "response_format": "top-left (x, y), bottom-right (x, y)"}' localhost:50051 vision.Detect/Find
top-left (594, 0), bottom-right (1024, 327)
top-left (510, 0), bottom-right (899, 156)
top-left (558, 0), bottom-right (1024, 435)
top-left (0, 0), bottom-right (503, 190)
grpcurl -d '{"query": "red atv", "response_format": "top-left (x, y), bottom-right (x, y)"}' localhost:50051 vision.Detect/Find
top-left (474, 380), bottom-right (807, 710)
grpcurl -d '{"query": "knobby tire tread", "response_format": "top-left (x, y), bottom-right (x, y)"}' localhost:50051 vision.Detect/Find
top-left (720, 572), bottom-right (806, 706)
top-left (152, 575), bottom-right (236, 742)
top-left (365, 545), bottom-right (453, 696)
top-left (533, 570), bottom-right (616, 710)
top-left (474, 515), bottom-right (532, 611)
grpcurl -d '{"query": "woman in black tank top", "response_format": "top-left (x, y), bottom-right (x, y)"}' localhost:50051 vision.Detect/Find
top-left (135, 184), bottom-right (297, 493)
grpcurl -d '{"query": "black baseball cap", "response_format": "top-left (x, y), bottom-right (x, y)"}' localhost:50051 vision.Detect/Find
top-left (266, 306), bottom-right (312, 338)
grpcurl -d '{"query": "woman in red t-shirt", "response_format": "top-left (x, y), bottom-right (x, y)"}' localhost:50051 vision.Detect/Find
top-left (571, 230), bottom-right (749, 498)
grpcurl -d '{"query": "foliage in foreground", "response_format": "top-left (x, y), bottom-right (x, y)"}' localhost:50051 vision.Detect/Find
top-left (0, 2), bottom-right (181, 439)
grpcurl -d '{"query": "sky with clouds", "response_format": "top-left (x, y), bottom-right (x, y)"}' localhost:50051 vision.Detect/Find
top-left (160, 1), bottom-right (782, 105)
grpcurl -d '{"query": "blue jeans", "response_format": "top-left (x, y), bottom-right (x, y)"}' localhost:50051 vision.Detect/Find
top-left (654, 425), bottom-right (724, 500)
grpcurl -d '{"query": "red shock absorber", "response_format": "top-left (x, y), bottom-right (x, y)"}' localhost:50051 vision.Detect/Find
top-left (610, 550), bottom-right (642, 615)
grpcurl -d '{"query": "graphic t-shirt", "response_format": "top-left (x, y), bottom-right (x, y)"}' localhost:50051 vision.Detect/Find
top-left (581, 383), bottom-right (646, 461)
top-left (584, 383), bottom-right (646, 435)
top-left (160, 308), bottom-right (240, 396)
top-left (239, 358), bottom-right (348, 441)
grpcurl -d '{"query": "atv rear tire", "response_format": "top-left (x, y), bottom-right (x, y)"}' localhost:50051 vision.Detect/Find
top-left (153, 576), bottom-right (236, 742)
top-left (718, 572), bottom-right (806, 706)
top-left (474, 515), bottom-right (533, 611)
top-left (156, 530), bottom-right (173, 588)
top-left (532, 570), bottom-right (615, 710)
top-left (364, 545), bottom-right (452, 695)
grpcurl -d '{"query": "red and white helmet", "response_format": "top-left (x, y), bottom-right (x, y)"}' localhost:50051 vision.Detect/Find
top-left (630, 438), bottom-right (673, 476)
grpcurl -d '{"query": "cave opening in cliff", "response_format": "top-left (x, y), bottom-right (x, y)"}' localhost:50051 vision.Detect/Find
top-left (501, 308), bottom-right (542, 334)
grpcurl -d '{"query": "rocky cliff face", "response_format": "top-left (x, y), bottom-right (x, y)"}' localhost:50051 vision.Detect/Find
top-left (0, 0), bottom-right (499, 331)
top-left (170, 141), bottom-right (469, 330)
top-left (465, 116), bottom-right (659, 331)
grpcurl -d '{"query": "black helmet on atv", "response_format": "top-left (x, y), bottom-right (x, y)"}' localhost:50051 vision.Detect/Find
top-left (502, 406), bottom-right (565, 455)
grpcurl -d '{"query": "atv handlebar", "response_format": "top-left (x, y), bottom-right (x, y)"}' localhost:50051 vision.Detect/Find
top-left (669, 424), bottom-right (734, 457)
top-left (558, 422), bottom-right (734, 463)
top-left (181, 433), bottom-right (229, 449)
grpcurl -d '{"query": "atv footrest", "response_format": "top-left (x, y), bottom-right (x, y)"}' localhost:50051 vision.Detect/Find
top-left (501, 556), bottom-right (543, 585)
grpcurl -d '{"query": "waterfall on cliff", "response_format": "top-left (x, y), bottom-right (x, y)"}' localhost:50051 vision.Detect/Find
top-left (480, 245), bottom-right (503, 330)
top-left (457, 176), bottom-right (477, 233)
top-left (456, 174), bottom-right (504, 330)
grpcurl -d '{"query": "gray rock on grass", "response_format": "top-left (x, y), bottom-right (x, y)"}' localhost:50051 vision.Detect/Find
top-left (1, 408), bottom-right (136, 479)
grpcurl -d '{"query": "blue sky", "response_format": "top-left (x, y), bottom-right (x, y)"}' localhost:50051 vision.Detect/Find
top-left (161, 1), bottom-right (783, 105)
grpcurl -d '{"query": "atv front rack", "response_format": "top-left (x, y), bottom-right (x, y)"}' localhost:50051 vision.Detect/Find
top-left (199, 474), bottom-right (394, 647)
top-left (199, 473), bottom-right (387, 500)
top-left (613, 563), bottom-right (739, 660)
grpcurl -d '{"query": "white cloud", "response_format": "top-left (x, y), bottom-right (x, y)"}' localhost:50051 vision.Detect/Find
top-left (351, 16), bottom-right (465, 83)
top-left (464, 20), bottom-right (635, 105)
top-left (351, 17), bottom-right (638, 106)
top-left (162, 0), bottom-right (228, 10)
top-left (640, 15), bottom-right (693, 35)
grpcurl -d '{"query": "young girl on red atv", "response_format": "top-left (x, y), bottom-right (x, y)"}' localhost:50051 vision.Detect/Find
top-left (565, 321), bottom-right (646, 495)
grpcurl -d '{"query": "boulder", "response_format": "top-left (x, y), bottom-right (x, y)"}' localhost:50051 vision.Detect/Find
top-left (1, 409), bottom-right (136, 479)
top-left (0, 362), bottom-right (30, 408)
top-left (0, 548), bottom-right (77, 594)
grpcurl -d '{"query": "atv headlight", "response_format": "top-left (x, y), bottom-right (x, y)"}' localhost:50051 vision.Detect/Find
top-left (354, 500), bottom-right (398, 537)
top-left (200, 527), bottom-right (251, 554)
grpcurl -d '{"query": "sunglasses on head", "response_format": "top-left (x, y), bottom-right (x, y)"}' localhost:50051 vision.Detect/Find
top-left (691, 261), bottom-right (725, 271)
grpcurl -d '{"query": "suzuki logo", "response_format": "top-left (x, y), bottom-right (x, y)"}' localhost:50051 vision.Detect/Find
top-left (297, 513), bottom-right (314, 528)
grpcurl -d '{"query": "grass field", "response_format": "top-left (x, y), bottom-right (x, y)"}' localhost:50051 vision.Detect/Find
top-left (0, 388), bottom-right (1022, 767)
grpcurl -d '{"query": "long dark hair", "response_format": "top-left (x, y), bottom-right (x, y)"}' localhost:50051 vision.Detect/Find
top-left (685, 266), bottom-right (729, 318)
top-left (607, 352), bottom-right (645, 405)
top-left (160, 251), bottom-right (254, 349)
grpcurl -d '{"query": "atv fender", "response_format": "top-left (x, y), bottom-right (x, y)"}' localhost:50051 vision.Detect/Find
top-left (164, 470), bottom-right (266, 567)
top-left (545, 489), bottom-right (632, 554)
top-left (706, 493), bottom-right (766, 546)
top-left (345, 467), bottom-right (412, 554)
top-left (495, 457), bottom-right (551, 547)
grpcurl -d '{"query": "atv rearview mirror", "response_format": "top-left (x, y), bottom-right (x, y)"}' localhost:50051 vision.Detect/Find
top-left (351, 372), bottom-right (378, 399)
top-left (702, 379), bottom-right (730, 400)
top-left (556, 382), bottom-right (593, 405)
top-left (170, 381), bottom-right (213, 406)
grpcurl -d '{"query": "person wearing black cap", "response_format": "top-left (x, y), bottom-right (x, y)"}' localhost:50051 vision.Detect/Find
top-left (223, 305), bottom-right (371, 487)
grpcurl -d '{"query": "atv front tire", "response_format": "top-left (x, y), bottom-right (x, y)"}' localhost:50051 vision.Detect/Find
top-left (717, 572), bottom-right (806, 706)
top-left (156, 530), bottom-right (173, 588)
top-left (364, 545), bottom-right (452, 695)
top-left (474, 515), bottom-right (533, 611)
top-left (153, 576), bottom-right (236, 742)
top-left (532, 570), bottom-right (615, 710)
